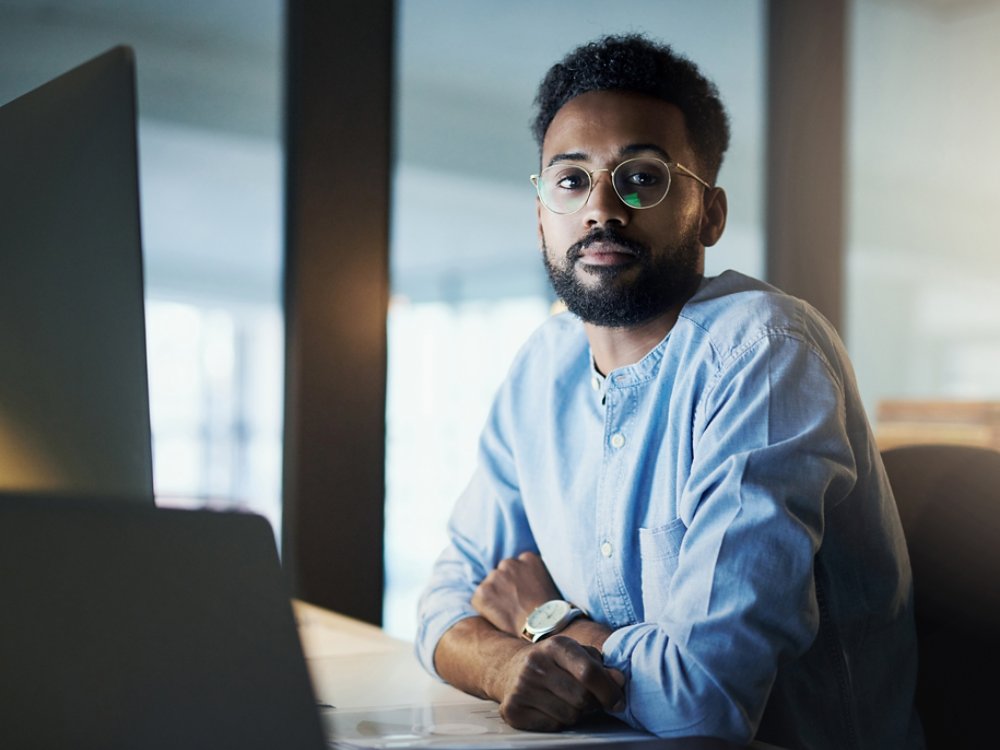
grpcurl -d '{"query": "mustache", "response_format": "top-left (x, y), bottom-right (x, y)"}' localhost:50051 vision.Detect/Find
top-left (567, 227), bottom-right (650, 261)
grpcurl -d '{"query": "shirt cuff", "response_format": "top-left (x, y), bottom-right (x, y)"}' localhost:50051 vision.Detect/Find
top-left (601, 621), bottom-right (649, 673)
top-left (415, 605), bottom-right (478, 679)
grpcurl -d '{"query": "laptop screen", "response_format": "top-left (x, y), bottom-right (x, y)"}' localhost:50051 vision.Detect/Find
top-left (0, 46), bottom-right (154, 502)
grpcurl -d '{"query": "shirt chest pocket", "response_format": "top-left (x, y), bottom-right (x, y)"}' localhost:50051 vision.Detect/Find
top-left (638, 517), bottom-right (687, 619)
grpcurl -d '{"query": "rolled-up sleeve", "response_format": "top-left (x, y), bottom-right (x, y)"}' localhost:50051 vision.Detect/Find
top-left (415, 375), bottom-right (537, 678)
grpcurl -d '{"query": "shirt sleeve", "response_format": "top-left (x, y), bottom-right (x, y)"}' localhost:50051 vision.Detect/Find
top-left (602, 331), bottom-right (859, 741)
top-left (414, 374), bottom-right (538, 678)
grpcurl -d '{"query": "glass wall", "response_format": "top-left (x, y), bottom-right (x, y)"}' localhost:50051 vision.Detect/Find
top-left (847, 0), bottom-right (1000, 445)
top-left (0, 1), bottom-right (286, 537)
top-left (385, 0), bottom-right (767, 638)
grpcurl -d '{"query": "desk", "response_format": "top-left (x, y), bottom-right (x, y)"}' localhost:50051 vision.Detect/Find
top-left (294, 599), bottom-right (476, 710)
top-left (292, 600), bottom-right (781, 750)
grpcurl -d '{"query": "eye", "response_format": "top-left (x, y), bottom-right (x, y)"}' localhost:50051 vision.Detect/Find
top-left (623, 169), bottom-right (662, 188)
top-left (548, 166), bottom-right (588, 192)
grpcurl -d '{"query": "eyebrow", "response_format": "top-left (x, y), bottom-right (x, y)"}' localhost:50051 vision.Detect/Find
top-left (622, 143), bottom-right (673, 162)
top-left (546, 143), bottom-right (675, 168)
top-left (546, 151), bottom-right (587, 167)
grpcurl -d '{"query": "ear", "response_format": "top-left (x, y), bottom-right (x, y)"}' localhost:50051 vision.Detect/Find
top-left (699, 187), bottom-right (728, 247)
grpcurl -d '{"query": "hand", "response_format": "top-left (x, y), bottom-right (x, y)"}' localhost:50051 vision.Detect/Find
top-left (473, 551), bottom-right (560, 636)
top-left (488, 635), bottom-right (626, 732)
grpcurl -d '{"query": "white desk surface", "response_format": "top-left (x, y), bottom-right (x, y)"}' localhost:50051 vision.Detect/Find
top-left (293, 598), bottom-right (483, 710)
top-left (291, 600), bottom-right (784, 750)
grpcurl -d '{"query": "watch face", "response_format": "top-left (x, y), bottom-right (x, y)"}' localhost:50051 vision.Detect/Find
top-left (527, 599), bottom-right (572, 632)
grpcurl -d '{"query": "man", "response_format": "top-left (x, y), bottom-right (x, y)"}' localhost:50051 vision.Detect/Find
top-left (416, 34), bottom-right (923, 749)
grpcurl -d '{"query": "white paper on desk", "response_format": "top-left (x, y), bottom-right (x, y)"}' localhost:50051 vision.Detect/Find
top-left (322, 702), bottom-right (654, 748)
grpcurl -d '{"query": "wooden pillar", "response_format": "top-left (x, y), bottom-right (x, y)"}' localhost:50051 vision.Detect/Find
top-left (766, 0), bottom-right (848, 331)
top-left (282, 0), bottom-right (393, 625)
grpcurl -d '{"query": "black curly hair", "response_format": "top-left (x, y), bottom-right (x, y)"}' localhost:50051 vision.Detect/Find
top-left (531, 34), bottom-right (731, 182)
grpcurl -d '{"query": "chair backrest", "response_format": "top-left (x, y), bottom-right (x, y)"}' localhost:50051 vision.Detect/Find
top-left (880, 443), bottom-right (1000, 749)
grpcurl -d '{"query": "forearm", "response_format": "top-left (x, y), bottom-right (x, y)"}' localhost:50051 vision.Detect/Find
top-left (434, 615), bottom-right (528, 702)
top-left (435, 612), bottom-right (615, 704)
top-left (434, 613), bottom-right (626, 733)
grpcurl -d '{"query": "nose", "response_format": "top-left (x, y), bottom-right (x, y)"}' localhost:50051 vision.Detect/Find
top-left (581, 169), bottom-right (629, 227)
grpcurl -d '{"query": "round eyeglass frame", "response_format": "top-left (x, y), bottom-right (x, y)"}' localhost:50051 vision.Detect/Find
top-left (530, 157), bottom-right (712, 215)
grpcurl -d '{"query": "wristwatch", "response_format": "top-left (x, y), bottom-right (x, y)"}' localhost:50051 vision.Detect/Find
top-left (521, 599), bottom-right (585, 643)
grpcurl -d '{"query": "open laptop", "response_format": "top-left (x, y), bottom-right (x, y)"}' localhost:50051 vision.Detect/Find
top-left (0, 44), bottom-right (153, 501)
top-left (0, 495), bottom-right (326, 750)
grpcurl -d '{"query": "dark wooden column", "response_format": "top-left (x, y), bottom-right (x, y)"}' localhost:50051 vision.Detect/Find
top-left (282, 0), bottom-right (393, 625)
top-left (766, 0), bottom-right (848, 331)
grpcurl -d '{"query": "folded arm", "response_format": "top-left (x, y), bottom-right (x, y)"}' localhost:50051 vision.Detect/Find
top-left (431, 549), bottom-right (621, 731)
top-left (434, 614), bottom-right (623, 731)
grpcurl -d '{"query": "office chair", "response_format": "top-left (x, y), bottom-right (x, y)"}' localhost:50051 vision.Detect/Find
top-left (880, 443), bottom-right (1000, 749)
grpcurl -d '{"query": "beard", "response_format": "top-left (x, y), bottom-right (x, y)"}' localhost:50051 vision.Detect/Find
top-left (542, 224), bottom-right (703, 328)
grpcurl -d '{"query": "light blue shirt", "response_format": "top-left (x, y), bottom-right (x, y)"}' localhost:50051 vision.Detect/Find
top-left (416, 271), bottom-right (923, 749)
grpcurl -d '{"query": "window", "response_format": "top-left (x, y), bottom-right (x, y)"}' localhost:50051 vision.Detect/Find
top-left (847, 0), bottom-right (1000, 446)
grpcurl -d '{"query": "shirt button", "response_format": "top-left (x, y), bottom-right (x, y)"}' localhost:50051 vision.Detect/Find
top-left (601, 541), bottom-right (613, 558)
top-left (591, 376), bottom-right (601, 391)
top-left (610, 433), bottom-right (625, 449)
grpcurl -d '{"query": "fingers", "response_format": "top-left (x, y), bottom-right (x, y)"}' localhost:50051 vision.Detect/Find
top-left (472, 553), bottom-right (561, 636)
top-left (579, 645), bottom-right (625, 690)
top-left (500, 649), bottom-right (596, 729)
top-left (497, 636), bottom-right (626, 732)
top-left (500, 678), bottom-right (590, 730)
top-left (471, 570), bottom-right (521, 634)
top-left (548, 637), bottom-right (625, 712)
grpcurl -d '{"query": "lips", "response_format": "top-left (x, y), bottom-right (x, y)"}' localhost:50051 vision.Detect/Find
top-left (578, 242), bottom-right (638, 266)
top-left (568, 229), bottom-right (647, 267)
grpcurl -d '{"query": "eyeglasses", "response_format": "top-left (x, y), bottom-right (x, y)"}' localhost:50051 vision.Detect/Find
top-left (530, 157), bottom-right (711, 215)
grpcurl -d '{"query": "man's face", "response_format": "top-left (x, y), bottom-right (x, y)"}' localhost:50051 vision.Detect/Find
top-left (537, 89), bottom-right (713, 328)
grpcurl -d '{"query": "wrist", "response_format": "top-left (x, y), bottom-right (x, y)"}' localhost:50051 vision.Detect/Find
top-left (483, 637), bottom-right (529, 703)
top-left (561, 616), bottom-right (611, 651)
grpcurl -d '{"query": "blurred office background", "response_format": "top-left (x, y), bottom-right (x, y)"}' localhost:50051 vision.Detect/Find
top-left (1, 0), bottom-right (998, 639)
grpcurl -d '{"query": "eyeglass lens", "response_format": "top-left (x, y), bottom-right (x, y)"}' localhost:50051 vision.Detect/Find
top-left (537, 158), bottom-right (672, 214)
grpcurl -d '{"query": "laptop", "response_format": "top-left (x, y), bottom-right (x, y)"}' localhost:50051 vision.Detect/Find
top-left (0, 44), bottom-right (153, 501)
top-left (0, 495), bottom-right (326, 750)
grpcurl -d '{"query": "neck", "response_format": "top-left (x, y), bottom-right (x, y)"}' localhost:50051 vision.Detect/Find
top-left (585, 305), bottom-right (684, 375)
